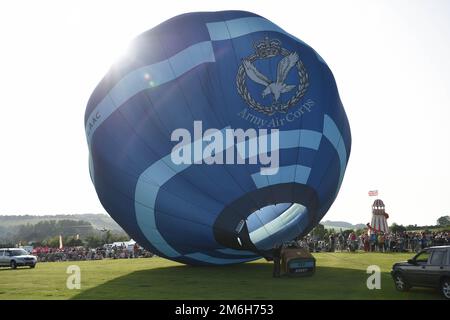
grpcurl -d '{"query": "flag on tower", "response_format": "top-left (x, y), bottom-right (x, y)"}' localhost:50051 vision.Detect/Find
top-left (368, 190), bottom-right (378, 197)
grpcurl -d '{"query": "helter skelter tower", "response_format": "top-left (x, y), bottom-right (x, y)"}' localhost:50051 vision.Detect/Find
top-left (367, 199), bottom-right (389, 235)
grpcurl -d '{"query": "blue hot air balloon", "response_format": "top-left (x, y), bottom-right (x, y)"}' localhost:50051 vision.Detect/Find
top-left (85, 11), bottom-right (351, 265)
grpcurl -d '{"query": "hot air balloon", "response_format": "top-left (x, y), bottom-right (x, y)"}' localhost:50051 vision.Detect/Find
top-left (85, 11), bottom-right (351, 265)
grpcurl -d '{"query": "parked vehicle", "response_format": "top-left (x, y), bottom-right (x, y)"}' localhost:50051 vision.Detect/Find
top-left (391, 245), bottom-right (450, 299)
top-left (0, 248), bottom-right (37, 269)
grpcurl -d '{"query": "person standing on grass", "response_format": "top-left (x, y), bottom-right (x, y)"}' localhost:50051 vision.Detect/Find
top-left (405, 233), bottom-right (410, 251)
top-left (378, 232), bottom-right (385, 253)
top-left (338, 233), bottom-right (345, 252)
top-left (384, 233), bottom-right (390, 252)
top-left (348, 232), bottom-right (357, 252)
top-left (398, 233), bottom-right (405, 252)
top-left (272, 243), bottom-right (283, 278)
top-left (369, 232), bottom-right (376, 252)
top-left (363, 234), bottom-right (370, 252)
top-left (329, 233), bottom-right (336, 252)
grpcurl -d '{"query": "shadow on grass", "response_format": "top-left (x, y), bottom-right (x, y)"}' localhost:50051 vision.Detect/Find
top-left (72, 262), bottom-right (441, 300)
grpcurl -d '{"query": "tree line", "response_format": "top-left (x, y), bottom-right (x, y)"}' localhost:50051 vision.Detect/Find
top-left (0, 219), bottom-right (129, 248)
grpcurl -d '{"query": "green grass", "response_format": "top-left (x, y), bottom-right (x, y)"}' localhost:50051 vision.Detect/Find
top-left (0, 252), bottom-right (443, 300)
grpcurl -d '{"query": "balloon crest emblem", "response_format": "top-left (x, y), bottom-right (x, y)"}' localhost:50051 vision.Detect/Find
top-left (236, 37), bottom-right (309, 116)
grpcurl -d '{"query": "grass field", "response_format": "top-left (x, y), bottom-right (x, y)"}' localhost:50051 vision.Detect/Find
top-left (0, 252), bottom-right (444, 300)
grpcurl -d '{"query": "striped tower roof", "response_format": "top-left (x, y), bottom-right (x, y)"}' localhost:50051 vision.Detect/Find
top-left (368, 199), bottom-right (389, 234)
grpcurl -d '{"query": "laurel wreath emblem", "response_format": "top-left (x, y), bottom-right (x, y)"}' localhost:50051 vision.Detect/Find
top-left (236, 47), bottom-right (309, 116)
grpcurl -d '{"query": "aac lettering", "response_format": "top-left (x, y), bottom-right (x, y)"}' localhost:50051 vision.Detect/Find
top-left (87, 112), bottom-right (101, 136)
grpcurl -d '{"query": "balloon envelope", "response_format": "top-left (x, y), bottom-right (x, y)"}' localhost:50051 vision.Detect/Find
top-left (85, 11), bottom-right (351, 265)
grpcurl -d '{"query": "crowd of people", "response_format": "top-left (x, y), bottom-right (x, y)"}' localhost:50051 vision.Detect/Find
top-left (301, 230), bottom-right (450, 253)
top-left (32, 244), bottom-right (154, 262)
top-left (21, 230), bottom-right (450, 262)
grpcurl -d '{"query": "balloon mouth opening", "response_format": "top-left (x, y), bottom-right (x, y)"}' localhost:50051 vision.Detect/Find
top-left (212, 183), bottom-right (319, 255)
top-left (244, 203), bottom-right (309, 251)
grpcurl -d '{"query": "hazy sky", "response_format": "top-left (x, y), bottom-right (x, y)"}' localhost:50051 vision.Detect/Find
top-left (0, 0), bottom-right (449, 226)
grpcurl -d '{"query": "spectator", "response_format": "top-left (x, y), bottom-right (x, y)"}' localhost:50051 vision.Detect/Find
top-left (378, 233), bottom-right (385, 253)
top-left (369, 232), bottom-right (377, 252)
top-left (33, 244), bottom-right (153, 262)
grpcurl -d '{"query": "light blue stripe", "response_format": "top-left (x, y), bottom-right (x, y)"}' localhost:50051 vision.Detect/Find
top-left (251, 165), bottom-right (311, 188)
top-left (323, 115), bottom-right (340, 147)
top-left (216, 248), bottom-right (258, 257)
top-left (299, 130), bottom-right (322, 150)
top-left (85, 41), bottom-right (215, 145)
top-left (236, 129), bottom-right (322, 160)
top-left (323, 115), bottom-right (348, 186)
top-left (88, 154), bottom-right (95, 184)
top-left (135, 195), bottom-right (180, 258)
top-left (185, 252), bottom-right (256, 265)
top-left (206, 16), bottom-right (326, 63)
top-left (275, 129), bottom-right (323, 152)
top-left (207, 17), bottom-right (282, 41)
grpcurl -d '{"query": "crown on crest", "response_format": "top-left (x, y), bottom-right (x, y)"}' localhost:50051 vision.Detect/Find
top-left (254, 37), bottom-right (281, 58)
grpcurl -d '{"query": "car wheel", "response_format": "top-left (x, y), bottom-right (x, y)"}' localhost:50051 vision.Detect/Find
top-left (441, 278), bottom-right (450, 300)
top-left (393, 273), bottom-right (410, 292)
top-left (30, 264), bottom-right (35, 269)
top-left (10, 260), bottom-right (17, 269)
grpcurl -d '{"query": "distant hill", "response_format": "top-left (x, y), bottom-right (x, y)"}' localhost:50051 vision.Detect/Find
top-left (0, 214), bottom-right (123, 231)
top-left (321, 220), bottom-right (366, 231)
top-left (0, 215), bottom-right (367, 232)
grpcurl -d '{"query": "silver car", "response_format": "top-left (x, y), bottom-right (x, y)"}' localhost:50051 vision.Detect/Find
top-left (0, 248), bottom-right (37, 269)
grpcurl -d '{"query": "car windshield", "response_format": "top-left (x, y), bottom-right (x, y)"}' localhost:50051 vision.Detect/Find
top-left (8, 249), bottom-right (28, 256)
top-left (415, 251), bottom-right (431, 263)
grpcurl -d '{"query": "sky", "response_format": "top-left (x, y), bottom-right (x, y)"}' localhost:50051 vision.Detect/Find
top-left (0, 0), bottom-right (449, 226)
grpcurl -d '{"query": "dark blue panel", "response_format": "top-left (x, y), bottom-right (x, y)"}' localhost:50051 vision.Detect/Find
top-left (156, 212), bottom-right (218, 254)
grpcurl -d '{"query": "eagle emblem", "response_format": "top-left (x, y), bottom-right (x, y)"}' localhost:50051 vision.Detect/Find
top-left (236, 37), bottom-right (309, 115)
